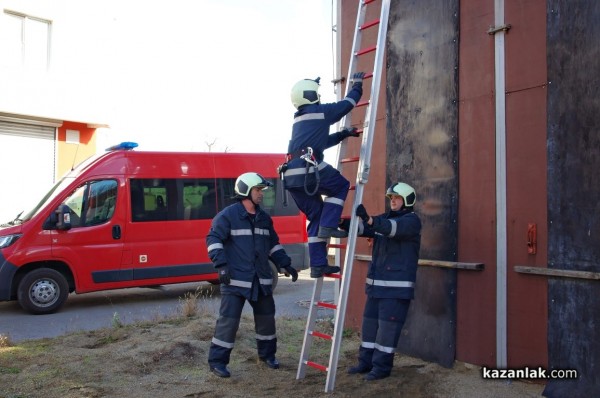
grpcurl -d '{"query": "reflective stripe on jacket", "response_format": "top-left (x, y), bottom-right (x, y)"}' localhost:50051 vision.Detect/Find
top-left (284, 83), bottom-right (362, 189)
top-left (359, 209), bottom-right (422, 299)
top-left (206, 202), bottom-right (291, 298)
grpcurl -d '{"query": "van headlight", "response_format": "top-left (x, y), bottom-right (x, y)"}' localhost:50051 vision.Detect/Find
top-left (0, 234), bottom-right (22, 249)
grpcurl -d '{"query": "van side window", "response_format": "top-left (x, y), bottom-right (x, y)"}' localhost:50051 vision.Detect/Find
top-left (63, 180), bottom-right (118, 227)
top-left (130, 178), bottom-right (216, 222)
top-left (217, 178), bottom-right (300, 217)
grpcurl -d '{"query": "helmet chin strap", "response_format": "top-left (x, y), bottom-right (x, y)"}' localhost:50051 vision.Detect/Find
top-left (242, 195), bottom-right (259, 210)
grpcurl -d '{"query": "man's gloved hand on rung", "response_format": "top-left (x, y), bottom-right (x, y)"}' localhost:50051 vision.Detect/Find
top-left (339, 127), bottom-right (360, 139)
top-left (350, 71), bottom-right (365, 86)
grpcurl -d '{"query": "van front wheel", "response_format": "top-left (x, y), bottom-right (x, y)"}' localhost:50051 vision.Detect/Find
top-left (17, 268), bottom-right (69, 315)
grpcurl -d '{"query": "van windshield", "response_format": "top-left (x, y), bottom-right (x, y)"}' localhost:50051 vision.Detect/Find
top-left (17, 153), bottom-right (103, 222)
top-left (18, 176), bottom-right (77, 222)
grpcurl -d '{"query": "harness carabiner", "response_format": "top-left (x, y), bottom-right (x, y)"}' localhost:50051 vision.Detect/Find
top-left (300, 147), bottom-right (320, 196)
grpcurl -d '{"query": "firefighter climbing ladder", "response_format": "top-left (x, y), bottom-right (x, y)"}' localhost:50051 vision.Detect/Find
top-left (296, 0), bottom-right (391, 393)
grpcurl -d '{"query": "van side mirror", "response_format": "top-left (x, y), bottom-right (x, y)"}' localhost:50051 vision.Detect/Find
top-left (55, 204), bottom-right (72, 230)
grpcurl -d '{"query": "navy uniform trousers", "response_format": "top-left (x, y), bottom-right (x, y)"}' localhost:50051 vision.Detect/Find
top-left (208, 289), bottom-right (277, 367)
top-left (357, 297), bottom-right (411, 377)
top-left (287, 171), bottom-right (350, 267)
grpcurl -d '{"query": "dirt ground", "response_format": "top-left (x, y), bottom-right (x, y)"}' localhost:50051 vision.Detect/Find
top-left (1, 310), bottom-right (545, 398)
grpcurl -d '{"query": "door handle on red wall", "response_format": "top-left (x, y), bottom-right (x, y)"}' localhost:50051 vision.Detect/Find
top-left (527, 223), bottom-right (537, 255)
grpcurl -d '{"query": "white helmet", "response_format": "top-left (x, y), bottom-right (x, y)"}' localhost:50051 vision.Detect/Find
top-left (386, 182), bottom-right (416, 207)
top-left (290, 77), bottom-right (321, 109)
top-left (235, 172), bottom-right (272, 197)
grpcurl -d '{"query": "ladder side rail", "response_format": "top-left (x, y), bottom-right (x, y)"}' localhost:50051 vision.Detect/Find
top-left (332, 0), bottom-right (369, 274)
top-left (297, 277), bottom-right (326, 379)
top-left (337, 0), bottom-right (369, 138)
top-left (324, 190), bottom-right (364, 392)
top-left (298, 4), bottom-right (370, 379)
top-left (325, 0), bottom-right (391, 392)
top-left (356, 0), bottom-right (390, 185)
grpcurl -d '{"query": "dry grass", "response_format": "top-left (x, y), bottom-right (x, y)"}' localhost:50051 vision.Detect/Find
top-left (0, 334), bottom-right (11, 348)
top-left (0, 297), bottom-right (544, 398)
top-left (178, 285), bottom-right (216, 318)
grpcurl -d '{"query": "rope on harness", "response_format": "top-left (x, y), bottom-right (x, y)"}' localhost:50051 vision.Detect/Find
top-left (300, 147), bottom-right (320, 196)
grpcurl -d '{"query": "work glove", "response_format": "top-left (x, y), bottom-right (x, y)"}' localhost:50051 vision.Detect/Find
top-left (350, 71), bottom-right (365, 86)
top-left (217, 265), bottom-right (231, 285)
top-left (339, 127), bottom-right (360, 139)
top-left (283, 265), bottom-right (299, 282)
top-left (355, 204), bottom-right (370, 223)
top-left (338, 218), bottom-right (351, 231)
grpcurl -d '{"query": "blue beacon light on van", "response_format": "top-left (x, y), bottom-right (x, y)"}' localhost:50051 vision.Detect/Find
top-left (106, 142), bottom-right (139, 151)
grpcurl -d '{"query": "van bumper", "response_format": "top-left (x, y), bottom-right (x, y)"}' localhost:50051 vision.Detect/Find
top-left (0, 254), bottom-right (17, 301)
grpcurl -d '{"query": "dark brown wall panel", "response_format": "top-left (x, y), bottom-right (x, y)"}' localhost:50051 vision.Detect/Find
top-left (386, 0), bottom-right (459, 367)
top-left (544, 1), bottom-right (600, 396)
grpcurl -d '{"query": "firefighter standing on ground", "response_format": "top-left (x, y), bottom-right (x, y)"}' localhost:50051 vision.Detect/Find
top-left (342, 182), bottom-right (422, 381)
top-left (281, 73), bottom-right (365, 278)
top-left (206, 172), bottom-right (298, 378)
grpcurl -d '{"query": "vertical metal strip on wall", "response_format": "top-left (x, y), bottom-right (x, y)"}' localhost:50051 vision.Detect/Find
top-left (493, 0), bottom-right (508, 369)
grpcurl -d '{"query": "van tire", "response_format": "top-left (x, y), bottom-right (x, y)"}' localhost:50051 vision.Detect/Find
top-left (17, 268), bottom-right (69, 315)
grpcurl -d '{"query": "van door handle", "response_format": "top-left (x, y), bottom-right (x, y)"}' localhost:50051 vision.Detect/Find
top-left (112, 225), bottom-right (122, 240)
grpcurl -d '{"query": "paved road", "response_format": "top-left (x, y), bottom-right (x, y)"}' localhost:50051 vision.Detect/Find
top-left (0, 270), bottom-right (337, 342)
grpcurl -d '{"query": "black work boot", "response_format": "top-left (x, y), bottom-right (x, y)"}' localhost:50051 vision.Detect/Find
top-left (364, 370), bottom-right (390, 381)
top-left (209, 364), bottom-right (231, 378)
top-left (317, 226), bottom-right (348, 239)
top-left (347, 363), bottom-right (372, 374)
top-left (310, 265), bottom-right (341, 278)
top-left (260, 357), bottom-right (280, 369)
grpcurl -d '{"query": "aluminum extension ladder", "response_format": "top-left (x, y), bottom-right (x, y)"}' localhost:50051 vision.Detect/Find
top-left (296, 0), bottom-right (391, 393)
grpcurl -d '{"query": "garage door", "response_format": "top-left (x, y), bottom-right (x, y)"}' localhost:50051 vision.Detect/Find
top-left (0, 121), bottom-right (56, 223)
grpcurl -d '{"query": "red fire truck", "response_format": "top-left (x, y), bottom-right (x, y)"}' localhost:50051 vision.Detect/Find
top-left (0, 143), bottom-right (308, 314)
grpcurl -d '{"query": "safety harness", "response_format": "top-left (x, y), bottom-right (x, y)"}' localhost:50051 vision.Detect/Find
top-left (278, 146), bottom-right (321, 202)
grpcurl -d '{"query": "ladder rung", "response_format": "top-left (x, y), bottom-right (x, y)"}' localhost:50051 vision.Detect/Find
top-left (360, 18), bottom-right (380, 31)
top-left (311, 330), bottom-right (333, 340)
top-left (363, 0), bottom-right (378, 5)
top-left (316, 301), bottom-right (338, 310)
top-left (328, 243), bottom-right (346, 249)
top-left (356, 100), bottom-right (369, 108)
top-left (356, 45), bottom-right (377, 56)
top-left (306, 361), bottom-right (328, 372)
top-left (341, 156), bottom-right (360, 163)
top-left (349, 185), bottom-right (356, 191)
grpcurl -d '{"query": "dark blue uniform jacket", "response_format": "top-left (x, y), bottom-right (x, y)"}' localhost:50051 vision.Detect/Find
top-left (206, 202), bottom-right (291, 299)
top-left (358, 208), bottom-right (422, 299)
top-left (284, 83), bottom-right (363, 188)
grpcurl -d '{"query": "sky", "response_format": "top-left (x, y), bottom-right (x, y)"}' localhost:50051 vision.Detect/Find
top-left (80, 0), bottom-right (340, 155)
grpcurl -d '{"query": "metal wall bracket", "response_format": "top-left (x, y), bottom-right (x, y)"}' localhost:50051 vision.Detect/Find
top-left (488, 24), bottom-right (512, 35)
